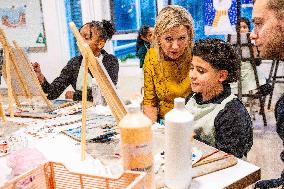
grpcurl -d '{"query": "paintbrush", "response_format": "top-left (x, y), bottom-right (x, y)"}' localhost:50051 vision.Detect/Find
top-left (193, 153), bottom-right (232, 167)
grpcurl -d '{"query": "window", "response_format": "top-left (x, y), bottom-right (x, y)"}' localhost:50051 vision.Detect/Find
top-left (140, 0), bottom-right (157, 27)
top-left (111, 0), bottom-right (138, 33)
top-left (110, 0), bottom-right (157, 59)
top-left (65, 0), bottom-right (83, 58)
top-left (110, 0), bottom-right (157, 34)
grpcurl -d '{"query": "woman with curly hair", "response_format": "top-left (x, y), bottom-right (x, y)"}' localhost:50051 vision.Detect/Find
top-left (185, 39), bottom-right (253, 158)
top-left (136, 25), bottom-right (153, 68)
top-left (33, 20), bottom-right (118, 101)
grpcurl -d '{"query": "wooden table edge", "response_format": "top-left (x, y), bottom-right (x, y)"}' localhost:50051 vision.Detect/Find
top-left (224, 168), bottom-right (261, 189)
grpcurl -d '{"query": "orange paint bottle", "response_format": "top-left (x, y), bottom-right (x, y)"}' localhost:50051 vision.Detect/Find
top-left (119, 104), bottom-right (154, 189)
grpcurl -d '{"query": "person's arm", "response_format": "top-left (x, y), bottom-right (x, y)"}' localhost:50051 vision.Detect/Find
top-left (73, 89), bottom-right (93, 101)
top-left (143, 50), bottom-right (158, 122)
top-left (41, 59), bottom-right (77, 100)
top-left (102, 54), bottom-right (119, 85)
top-left (214, 99), bottom-right (253, 158)
top-left (143, 105), bottom-right (158, 122)
top-left (32, 62), bottom-right (45, 84)
top-left (275, 95), bottom-right (284, 183)
top-left (137, 46), bottom-right (148, 68)
top-left (275, 94), bottom-right (284, 135)
top-left (277, 118), bottom-right (284, 186)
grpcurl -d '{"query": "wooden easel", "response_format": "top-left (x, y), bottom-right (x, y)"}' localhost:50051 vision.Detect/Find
top-left (69, 22), bottom-right (127, 160)
top-left (0, 28), bottom-right (53, 115)
top-left (267, 59), bottom-right (282, 109)
top-left (0, 28), bottom-right (16, 117)
top-left (227, 33), bottom-right (267, 127)
top-left (0, 94), bottom-right (7, 123)
top-left (12, 40), bottom-right (53, 110)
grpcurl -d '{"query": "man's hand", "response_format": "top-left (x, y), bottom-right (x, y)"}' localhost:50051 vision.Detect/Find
top-left (32, 62), bottom-right (45, 84)
top-left (254, 178), bottom-right (283, 189)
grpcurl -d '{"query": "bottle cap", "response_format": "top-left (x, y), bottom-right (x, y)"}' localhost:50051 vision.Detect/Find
top-left (174, 98), bottom-right (185, 109)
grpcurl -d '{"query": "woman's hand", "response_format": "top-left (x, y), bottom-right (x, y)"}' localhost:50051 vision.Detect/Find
top-left (143, 105), bottom-right (158, 122)
top-left (32, 62), bottom-right (45, 84)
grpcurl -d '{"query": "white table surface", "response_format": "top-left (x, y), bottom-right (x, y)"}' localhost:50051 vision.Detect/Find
top-left (0, 117), bottom-right (260, 189)
top-left (192, 159), bottom-right (260, 188)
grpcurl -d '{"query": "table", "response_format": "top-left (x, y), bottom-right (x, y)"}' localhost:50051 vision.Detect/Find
top-left (192, 159), bottom-right (260, 189)
top-left (0, 117), bottom-right (260, 189)
top-left (153, 129), bottom-right (261, 189)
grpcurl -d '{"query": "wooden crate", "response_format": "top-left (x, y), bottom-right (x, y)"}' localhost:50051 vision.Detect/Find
top-left (1, 162), bottom-right (146, 189)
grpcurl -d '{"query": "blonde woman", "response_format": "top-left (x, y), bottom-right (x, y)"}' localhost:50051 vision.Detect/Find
top-left (143, 5), bottom-right (194, 122)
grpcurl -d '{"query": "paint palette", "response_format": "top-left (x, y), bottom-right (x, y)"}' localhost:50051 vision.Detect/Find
top-left (62, 114), bottom-right (117, 142)
top-left (192, 147), bottom-right (203, 164)
top-left (154, 148), bottom-right (203, 174)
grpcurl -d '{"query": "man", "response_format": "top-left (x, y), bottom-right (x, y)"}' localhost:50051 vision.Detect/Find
top-left (250, 0), bottom-right (284, 188)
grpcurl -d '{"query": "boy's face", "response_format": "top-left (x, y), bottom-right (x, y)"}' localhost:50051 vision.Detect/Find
top-left (190, 56), bottom-right (228, 99)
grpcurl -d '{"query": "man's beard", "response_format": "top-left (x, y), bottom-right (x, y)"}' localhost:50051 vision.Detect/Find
top-left (262, 24), bottom-right (284, 60)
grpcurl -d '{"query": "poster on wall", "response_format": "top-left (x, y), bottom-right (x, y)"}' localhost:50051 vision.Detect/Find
top-left (242, 0), bottom-right (253, 7)
top-left (0, 0), bottom-right (46, 52)
top-left (204, 0), bottom-right (237, 35)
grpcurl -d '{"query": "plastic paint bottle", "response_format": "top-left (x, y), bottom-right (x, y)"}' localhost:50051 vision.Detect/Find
top-left (165, 98), bottom-right (194, 189)
top-left (119, 104), bottom-right (154, 188)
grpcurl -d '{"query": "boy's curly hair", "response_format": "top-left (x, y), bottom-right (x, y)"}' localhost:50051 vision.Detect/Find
top-left (193, 38), bottom-right (241, 84)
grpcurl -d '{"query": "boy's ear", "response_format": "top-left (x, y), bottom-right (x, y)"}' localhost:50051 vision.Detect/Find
top-left (219, 70), bottom-right (229, 83)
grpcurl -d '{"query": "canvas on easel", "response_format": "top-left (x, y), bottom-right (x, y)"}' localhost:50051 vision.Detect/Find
top-left (69, 22), bottom-right (127, 160)
top-left (0, 28), bottom-right (52, 114)
top-left (69, 22), bottom-right (127, 123)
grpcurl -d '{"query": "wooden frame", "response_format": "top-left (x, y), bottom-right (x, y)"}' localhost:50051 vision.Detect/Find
top-left (0, 94), bottom-right (7, 123)
top-left (69, 23), bottom-right (127, 121)
top-left (227, 32), bottom-right (267, 127)
top-left (0, 28), bottom-right (52, 116)
top-left (69, 22), bottom-right (127, 160)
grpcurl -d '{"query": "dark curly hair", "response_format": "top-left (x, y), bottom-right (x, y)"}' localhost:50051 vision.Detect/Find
top-left (80, 19), bottom-right (115, 41)
top-left (193, 39), bottom-right (240, 84)
top-left (241, 17), bottom-right (251, 31)
top-left (136, 25), bottom-right (151, 55)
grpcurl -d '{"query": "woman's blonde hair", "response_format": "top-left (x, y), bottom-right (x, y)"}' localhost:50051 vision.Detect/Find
top-left (154, 5), bottom-right (194, 60)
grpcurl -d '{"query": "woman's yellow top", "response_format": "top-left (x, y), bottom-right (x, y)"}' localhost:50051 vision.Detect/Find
top-left (143, 48), bottom-right (192, 118)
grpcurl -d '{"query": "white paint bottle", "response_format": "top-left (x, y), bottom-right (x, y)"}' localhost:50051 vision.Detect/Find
top-left (165, 98), bottom-right (194, 189)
